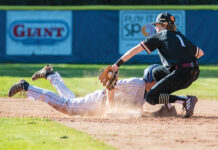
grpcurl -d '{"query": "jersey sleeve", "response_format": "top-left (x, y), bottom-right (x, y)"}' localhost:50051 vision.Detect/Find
top-left (195, 47), bottom-right (201, 58)
top-left (180, 33), bottom-right (200, 58)
top-left (140, 33), bottom-right (162, 54)
top-left (186, 37), bottom-right (199, 58)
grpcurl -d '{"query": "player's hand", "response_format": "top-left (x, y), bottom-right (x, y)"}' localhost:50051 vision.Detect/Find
top-left (99, 65), bottom-right (119, 90)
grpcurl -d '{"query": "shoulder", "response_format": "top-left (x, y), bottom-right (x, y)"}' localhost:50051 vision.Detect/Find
top-left (117, 78), bottom-right (145, 85)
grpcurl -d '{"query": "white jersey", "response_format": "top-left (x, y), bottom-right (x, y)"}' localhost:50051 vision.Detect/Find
top-left (27, 72), bottom-right (146, 116)
top-left (114, 78), bottom-right (146, 109)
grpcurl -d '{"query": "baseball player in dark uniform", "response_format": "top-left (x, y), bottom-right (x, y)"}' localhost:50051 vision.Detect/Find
top-left (111, 12), bottom-right (204, 118)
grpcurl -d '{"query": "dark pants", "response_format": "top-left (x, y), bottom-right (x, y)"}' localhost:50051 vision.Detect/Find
top-left (146, 65), bottom-right (200, 105)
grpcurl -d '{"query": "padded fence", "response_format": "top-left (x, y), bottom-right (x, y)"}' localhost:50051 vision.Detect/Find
top-left (0, 7), bottom-right (217, 64)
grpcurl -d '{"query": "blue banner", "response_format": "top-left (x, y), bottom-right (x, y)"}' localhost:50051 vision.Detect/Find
top-left (119, 10), bottom-right (186, 55)
top-left (6, 11), bottom-right (72, 56)
top-left (0, 11), bottom-right (6, 57)
top-left (0, 10), bottom-right (217, 64)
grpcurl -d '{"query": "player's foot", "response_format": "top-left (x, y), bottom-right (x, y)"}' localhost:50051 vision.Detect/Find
top-left (151, 105), bottom-right (177, 117)
top-left (32, 65), bottom-right (54, 81)
top-left (183, 95), bottom-right (198, 118)
top-left (8, 80), bottom-right (29, 97)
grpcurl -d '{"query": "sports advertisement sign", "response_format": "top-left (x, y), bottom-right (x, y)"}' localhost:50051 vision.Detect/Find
top-left (119, 10), bottom-right (185, 55)
top-left (6, 11), bottom-right (72, 55)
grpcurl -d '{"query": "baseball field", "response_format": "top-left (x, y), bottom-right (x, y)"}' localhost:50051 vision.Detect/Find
top-left (0, 63), bottom-right (218, 150)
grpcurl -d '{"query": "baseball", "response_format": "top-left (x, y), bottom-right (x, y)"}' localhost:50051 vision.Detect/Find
top-left (107, 71), bottom-right (113, 78)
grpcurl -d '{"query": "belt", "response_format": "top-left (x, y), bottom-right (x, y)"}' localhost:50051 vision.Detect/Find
top-left (174, 61), bottom-right (198, 70)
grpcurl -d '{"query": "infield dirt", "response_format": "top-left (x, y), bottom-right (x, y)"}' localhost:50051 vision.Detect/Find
top-left (0, 98), bottom-right (218, 150)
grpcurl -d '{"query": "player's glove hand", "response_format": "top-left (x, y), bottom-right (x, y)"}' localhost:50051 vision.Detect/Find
top-left (99, 65), bottom-right (119, 90)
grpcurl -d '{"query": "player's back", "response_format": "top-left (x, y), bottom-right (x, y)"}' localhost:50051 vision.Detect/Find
top-left (114, 78), bottom-right (146, 109)
top-left (158, 30), bottom-right (197, 65)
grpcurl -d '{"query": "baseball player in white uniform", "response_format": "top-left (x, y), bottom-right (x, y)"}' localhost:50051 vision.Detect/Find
top-left (8, 65), bottom-right (176, 117)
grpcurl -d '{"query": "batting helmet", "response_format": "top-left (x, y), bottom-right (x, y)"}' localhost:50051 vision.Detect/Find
top-left (143, 64), bottom-right (159, 82)
top-left (152, 12), bottom-right (175, 25)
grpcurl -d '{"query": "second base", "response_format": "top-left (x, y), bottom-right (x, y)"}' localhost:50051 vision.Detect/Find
top-left (107, 111), bottom-right (142, 119)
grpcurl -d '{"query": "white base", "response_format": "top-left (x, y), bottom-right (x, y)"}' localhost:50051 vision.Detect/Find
top-left (107, 110), bottom-right (142, 119)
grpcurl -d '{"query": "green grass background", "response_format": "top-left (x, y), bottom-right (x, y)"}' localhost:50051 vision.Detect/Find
top-left (0, 63), bottom-right (218, 100)
top-left (0, 117), bottom-right (116, 150)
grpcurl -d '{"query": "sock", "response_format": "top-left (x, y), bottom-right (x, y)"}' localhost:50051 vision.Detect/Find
top-left (169, 95), bottom-right (187, 103)
top-left (175, 100), bottom-right (185, 105)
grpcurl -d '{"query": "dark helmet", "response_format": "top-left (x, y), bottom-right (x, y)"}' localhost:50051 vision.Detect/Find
top-left (143, 64), bottom-right (159, 82)
top-left (152, 12), bottom-right (175, 25)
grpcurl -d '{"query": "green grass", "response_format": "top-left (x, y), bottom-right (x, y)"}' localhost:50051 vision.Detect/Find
top-left (0, 5), bottom-right (217, 10)
top-left (0, 64), bottom-right (217, 149)
top-left (0, 117), bottom-right (116, 150)
top-left (0, 63), bottom-right (218, 99)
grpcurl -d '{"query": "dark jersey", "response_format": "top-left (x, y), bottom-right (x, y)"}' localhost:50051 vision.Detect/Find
top-left (140, 30), bottom-right (199, 69)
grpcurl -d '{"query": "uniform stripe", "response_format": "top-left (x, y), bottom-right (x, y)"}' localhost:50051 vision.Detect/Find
top-left (186, 99), bottom-right (191, 109)
top-left (48, 72), bottom-right (75, 99)
top-left (159, 94), bottom-right (162, 104)
top-left (195, 47), bottom-right (200, 57)
top-left (27, 85), bottom-right (66, 108)
top-left (115, 78), bottom-right (146, 108)
top-left (176, 35), bottom-right (186, 47)
top-left (140, 42), bottom-right (151, 54)
top-left (159, 93), bottom-right (169, 104)
top-left (163, 94), bottom-right (166, 104)
top-left (27, 85), bottom-right (77, 115)
top-left (165, 94), bottom-right (169, 104)
top-left (57, 80), bottom-right (75, 99)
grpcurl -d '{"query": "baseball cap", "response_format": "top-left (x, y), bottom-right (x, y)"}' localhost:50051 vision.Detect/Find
top-left (152, 12), bottom-right (175, 25)
top-left (143, 64), bottom-right (159, 82)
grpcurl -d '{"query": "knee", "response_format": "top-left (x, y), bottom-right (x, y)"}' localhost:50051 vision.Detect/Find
top-left (152, 66), bottom-right (169, 82)
top-left (145, 92), bottom-right (157, 105)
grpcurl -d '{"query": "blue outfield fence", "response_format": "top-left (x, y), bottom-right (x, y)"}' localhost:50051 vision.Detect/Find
top-left (0, 9), bottom-right (217, 64)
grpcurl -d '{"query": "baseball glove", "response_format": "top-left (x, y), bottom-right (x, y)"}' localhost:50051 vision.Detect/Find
top-left (99, 66), bottom-right (119, 90)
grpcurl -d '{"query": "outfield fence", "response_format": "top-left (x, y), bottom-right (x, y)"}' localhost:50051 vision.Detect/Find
top-left (0, 5), bottom-right (217, 64)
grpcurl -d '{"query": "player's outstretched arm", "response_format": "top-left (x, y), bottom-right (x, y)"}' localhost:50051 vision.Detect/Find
top-left (112, 44), bottom-right (144, 71)
top-left (99, 44), bottom-right (144, 89)
top-left (106, 88), bottom-right (115, 110)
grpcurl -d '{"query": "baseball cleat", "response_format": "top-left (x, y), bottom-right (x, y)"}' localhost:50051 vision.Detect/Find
top-left (183, 95), bottom-right (198, 118)
top-left (8, 80), bottom-right (29, 97)
top-left (32, 65), bottom-right (54, 81)
top-left (151, 105), bottom-right (177, 117)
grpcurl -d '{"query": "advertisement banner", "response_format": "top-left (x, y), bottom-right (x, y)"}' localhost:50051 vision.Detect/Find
top-left (6, 11), bottom-right (72, 55)
top-left (119, 10), bottom-right (185, 55)
top-left (0, 11), bottom-right (6, 55)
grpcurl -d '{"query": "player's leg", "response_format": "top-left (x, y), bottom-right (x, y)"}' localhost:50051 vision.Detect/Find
top-left (32, 65), bottom-right (75, 99)
top-left (152, 65), bottom-right (170, 82)
top-left (146, 67), bottom-right (199, 118)
top-left (151, 65), bottom-right (176, 115)
top-left (47, 72), bottom-right (76, 99)
top-left (46, 72), bottom-right (107, 116)
top-left (8, 80), bottom-right (76, 115)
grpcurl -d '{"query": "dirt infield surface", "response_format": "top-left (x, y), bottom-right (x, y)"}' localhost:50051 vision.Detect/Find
top-left (0, 98), bottom-right (218, 150)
